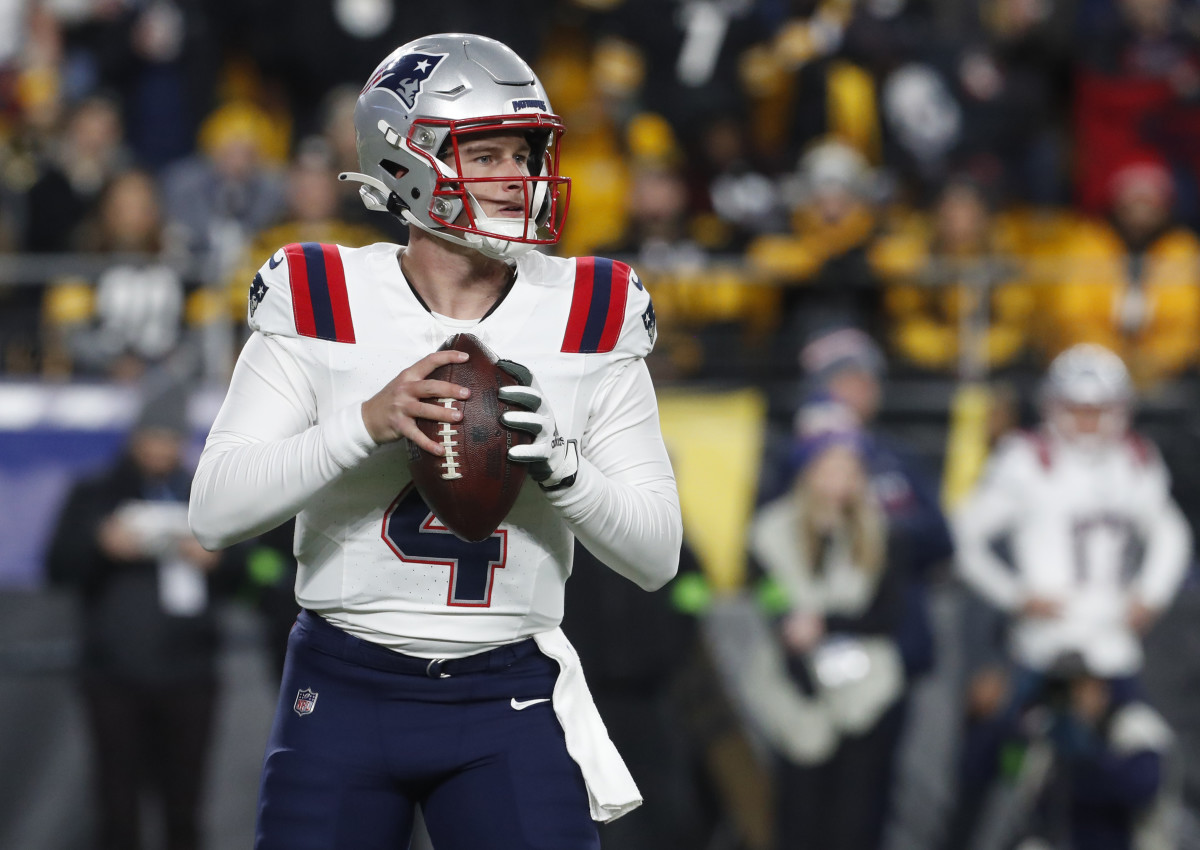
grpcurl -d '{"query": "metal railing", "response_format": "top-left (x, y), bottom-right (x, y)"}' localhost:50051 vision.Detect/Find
top-left (2, 249), bottom-right (1198, 385)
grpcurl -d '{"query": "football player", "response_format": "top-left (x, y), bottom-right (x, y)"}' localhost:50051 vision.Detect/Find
top-left (188, 34), bottom-right (682, 850)
top-left (943, 343), bottom-right (1190, 848)
top-left (956, 343), bottom-right (1189, 675)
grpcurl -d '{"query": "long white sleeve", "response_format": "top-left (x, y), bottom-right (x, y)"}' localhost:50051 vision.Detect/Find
top-left (543, 359), bottom-right (682, 591)
top-left (953, 452), bottom-right (1026, 612)
top-left (188, 333), bottom-right (377, 549)
top-left (1132, 464), bottom-right (1192, 610)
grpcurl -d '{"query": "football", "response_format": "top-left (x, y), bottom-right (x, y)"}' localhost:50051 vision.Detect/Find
top-left (406, 333), bottom-right (531, 542)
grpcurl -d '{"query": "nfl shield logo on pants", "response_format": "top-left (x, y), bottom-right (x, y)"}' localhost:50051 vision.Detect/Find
top-left (294, 688), bottom-right (318, 716)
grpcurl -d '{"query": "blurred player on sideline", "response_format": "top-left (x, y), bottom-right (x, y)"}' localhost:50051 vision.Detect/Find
top-left (188, 33), bottom-right (681, 850)
top-left (945, 343), bottom-right (1191, 848)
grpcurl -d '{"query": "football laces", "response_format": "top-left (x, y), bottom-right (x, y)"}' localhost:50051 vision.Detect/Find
top-left (436, 398), bottom-right (462, 480)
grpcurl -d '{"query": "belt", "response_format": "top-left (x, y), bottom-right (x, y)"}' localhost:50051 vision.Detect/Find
top-left (297, 609), bottom-right (543, 678)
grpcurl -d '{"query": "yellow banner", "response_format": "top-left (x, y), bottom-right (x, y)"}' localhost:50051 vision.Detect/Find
top-left (658, 388), bottom-right (767, 591)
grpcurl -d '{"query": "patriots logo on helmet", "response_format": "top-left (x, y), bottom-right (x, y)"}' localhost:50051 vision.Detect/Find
top-left (362, 52), bottom-right (446, 110)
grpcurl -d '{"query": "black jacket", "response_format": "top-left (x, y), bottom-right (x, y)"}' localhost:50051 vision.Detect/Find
top-left (45, 453), bottom-right (223, 685)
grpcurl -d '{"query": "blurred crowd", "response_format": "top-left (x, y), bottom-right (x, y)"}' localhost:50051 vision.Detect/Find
top-left (2, 0), bottom-right (1200, 391)
top-left (6, 1), bottom-right (1200, 849)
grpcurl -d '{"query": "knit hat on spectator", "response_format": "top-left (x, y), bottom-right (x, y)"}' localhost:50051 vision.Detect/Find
top-left (787, 394), bottom-right (870, 477)
top-left (800, 327), bottom-right (886, 386)
top-left (787, 424), bottom-right (869, 478)
top-left (134, 381), bottom-right (190, 435)
top-left (801, 138), bottom-right (871, 198)
top-left (1107, 156), bottom-right (1173, 207)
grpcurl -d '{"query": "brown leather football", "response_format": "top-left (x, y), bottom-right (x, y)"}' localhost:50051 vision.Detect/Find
top-left (406, 333), bottom-right (530, 542)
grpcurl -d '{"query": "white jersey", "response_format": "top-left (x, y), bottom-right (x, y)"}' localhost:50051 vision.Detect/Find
top-left (954, 429), bottom-right (1191, 676)
top-left (189, 241), bottom-right (681, 657)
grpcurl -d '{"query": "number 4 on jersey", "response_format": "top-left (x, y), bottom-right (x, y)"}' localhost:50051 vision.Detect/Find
top-left (381, 485), bottom-right (507, 607)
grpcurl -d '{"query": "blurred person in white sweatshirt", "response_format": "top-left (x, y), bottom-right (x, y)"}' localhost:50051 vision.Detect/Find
top-left (943, 343), bottom-right (1191, 849)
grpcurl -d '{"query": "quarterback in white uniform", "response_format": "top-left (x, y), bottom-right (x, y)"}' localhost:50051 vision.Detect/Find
top-left (955, 344), bottom-right (1191, 678)
top-left (188, 33), bottom-right (681, 850)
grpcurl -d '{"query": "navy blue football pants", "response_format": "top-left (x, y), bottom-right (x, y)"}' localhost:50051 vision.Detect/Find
top-left (255, 610), bottom-right (600, 850)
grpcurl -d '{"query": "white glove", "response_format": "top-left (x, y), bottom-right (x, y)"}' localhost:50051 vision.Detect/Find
top-left (497, 360), bottom-right (579, 490)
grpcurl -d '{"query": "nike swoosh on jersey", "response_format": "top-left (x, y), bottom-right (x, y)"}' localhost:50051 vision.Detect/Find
top-left (268, 252), bottom-right (284, 269)
top-left (510, 697), bottom-right (550, 711)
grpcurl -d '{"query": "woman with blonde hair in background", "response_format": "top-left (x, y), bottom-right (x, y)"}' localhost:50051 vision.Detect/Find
top-left (745, 419), bottom-right (907, 850)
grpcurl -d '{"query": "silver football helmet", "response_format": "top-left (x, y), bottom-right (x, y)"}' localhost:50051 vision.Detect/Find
top-left (1041, 344), bottom-right (1134, 447)
top-left (339, 33), bottom-right (570, 259)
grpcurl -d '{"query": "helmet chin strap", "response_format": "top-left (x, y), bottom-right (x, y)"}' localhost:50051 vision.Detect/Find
top-left (400, 209), bottom-right (535, 260)
top-left (462, 195), bottom-right (540, 256)
top-left (340, 170), bottom-right (539, 260)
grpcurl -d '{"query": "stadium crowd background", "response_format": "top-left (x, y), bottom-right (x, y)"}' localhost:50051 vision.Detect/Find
top-left (5, 0), bottom-right (1200, 849)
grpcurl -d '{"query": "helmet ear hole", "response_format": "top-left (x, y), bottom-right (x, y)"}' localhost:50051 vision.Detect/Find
top-left (379, 159), bottom-right (408, 179)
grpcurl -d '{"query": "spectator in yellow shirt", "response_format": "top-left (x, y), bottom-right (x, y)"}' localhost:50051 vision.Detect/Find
top-left (875, 177), bottom-right (1037, 375)
top-left (221, 145), bottom-right (389, 324)
top-left (748, 138), bottom-right (886, 375)
top-left (1041, 158), bottom-right (1200, 388)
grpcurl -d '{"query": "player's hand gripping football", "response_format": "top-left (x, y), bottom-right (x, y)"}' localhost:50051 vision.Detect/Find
top-left (497, 360), bottom-right (579, 490)
top-left (361, 349), bottom-right (470, 453)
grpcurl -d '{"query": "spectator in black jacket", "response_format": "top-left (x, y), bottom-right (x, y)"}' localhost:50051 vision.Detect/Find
top-left (563, 540), bottom-right (713, 850)
top-left (45, 384), bottom-right (226, 850)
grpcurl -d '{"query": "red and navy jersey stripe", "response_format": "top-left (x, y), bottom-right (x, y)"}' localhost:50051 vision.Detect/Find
top-left (1125, 432), bottom-right (1153, 467)
top-left (1025, 429), bottom-right (1053, 470)
top-left (284, 243), bottom-right (356, 344)
top-left (561, 257), bottom-right (632, 354)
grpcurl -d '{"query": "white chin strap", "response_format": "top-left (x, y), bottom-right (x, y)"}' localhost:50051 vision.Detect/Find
top-left (463, 194), bottom-right (541, 256)
top-left (398, 209), bottom-right (536, 260)
top-left (339, 170), bottom-right (541, 260)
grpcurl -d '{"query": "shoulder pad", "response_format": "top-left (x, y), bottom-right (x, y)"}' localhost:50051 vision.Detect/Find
top-left (1026, 430), bottom-right (1054, 470)
top-left (1000, 430), bottom-right (1053, 470)
top-left (559, 257), bottom-right (655, 357)
top-left (247, 243), bottom-right (356, 344)
top-left (978, 431), bottom-right (1046, 486)
top-left (1125, 432), bottom-right (1159, 468)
